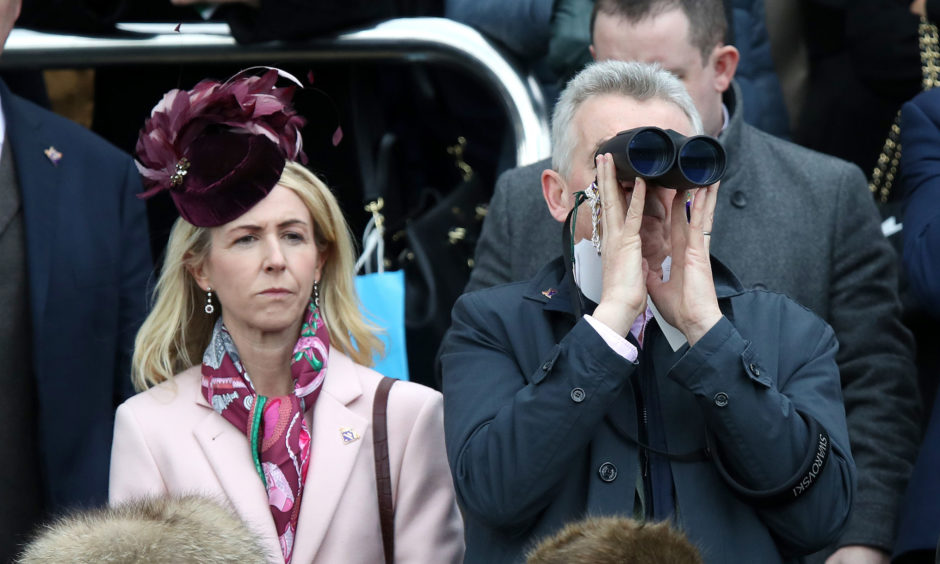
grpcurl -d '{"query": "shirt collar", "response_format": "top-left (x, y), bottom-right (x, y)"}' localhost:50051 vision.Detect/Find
top-left (719, 102), bottom-right (730, 135)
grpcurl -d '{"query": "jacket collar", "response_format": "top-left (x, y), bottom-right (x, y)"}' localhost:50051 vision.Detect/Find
top-left (711, 256), bottom-right (747, 298)
top-left (718, 81), bottom-right (745, 187)
top-left (522, 257), bottom-right (579, 315)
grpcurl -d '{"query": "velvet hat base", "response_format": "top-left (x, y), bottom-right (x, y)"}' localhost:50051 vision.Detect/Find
top-left (172, 130), bottom-right (286, 228)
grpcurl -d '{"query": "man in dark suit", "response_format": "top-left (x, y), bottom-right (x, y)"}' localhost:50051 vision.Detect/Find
top-left (465, 1), bottom-right (919, 562)
top-left (0, 0), bottom-right (152, 559)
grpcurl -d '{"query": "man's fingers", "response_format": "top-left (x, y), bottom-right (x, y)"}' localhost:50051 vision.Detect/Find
top-left (687, 183), bottom-right (720, 256)
top-left (625, 175), bottom-right (646, 234)
top-left (596, 154), bottom-right (623, 240)
top-left (694, 182), bottom-right (719, 253)
top-left (597, 154), bottom-right (622, 215)
top-left (688, 188), bottom-right (706, 229)
top-left (684, 187), bottom-right (708, 255)
top-left (670, 188), bottom-right (690, 259)
top-left (646, 258), bottom-right (670, 309)
top-left (703, 181), bottom-right (719, 234)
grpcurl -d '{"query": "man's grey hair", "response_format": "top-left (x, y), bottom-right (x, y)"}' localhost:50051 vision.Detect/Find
top-left (551, 60), bottom-right (703, 180)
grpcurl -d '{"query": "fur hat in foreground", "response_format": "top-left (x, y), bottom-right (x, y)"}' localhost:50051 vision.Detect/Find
top-left (17, 495), bottom-right (271, 564)
top-left (526, 516), bottom-right (703, 564)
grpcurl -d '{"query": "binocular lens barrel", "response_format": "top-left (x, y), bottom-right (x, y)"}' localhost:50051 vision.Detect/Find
top-left (677, 137), bottom-right (725, 186)
top-left (626, 128), bottom-right (673, 177)
top-left (596, 126), bottom-right (726, 190)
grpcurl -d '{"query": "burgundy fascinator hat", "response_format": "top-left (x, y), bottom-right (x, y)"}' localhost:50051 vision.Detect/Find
top-left (135, 68), bottom-right (307, 227)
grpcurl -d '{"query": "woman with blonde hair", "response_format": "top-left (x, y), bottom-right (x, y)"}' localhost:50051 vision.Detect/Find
top-left (109, 69), bottom-right (464, 564)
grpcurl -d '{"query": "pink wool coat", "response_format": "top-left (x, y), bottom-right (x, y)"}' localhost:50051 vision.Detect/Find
top-left (109, 349), bottom-right (464, 563)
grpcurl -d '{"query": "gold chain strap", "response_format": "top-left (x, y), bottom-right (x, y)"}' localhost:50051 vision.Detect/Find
top-left (869, 18), bottom-right (940, 203)
top-left (921, 18), bottom-right (940, 90)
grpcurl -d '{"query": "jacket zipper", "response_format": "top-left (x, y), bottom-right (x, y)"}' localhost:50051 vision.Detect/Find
top-left (636, 343), bottom-right (654, 518)
top-left (642, 406), bottom-right (650, 478)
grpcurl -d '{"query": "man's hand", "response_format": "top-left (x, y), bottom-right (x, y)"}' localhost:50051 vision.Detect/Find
top-left (591, 153), bottom-right (649, 336)
top-left (911, 0), bottom-right (927, 17)
top-left (824, 545), bottom-right (890, 564)
top-left (646, 182), bottom-right (723, 346)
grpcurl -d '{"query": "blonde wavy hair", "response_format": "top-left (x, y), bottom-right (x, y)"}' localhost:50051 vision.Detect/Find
top-left (131, 161), bottom-right (383, 391)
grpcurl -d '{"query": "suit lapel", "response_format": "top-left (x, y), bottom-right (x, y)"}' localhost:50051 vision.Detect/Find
top-left (4, 83), bottom-right (61, 339)
top-left (191, 388), bottom-right (282, 560)
top-left (0, 143), bottom-right (18, 236)
top-left (291, 350), bottom-right (369, 562)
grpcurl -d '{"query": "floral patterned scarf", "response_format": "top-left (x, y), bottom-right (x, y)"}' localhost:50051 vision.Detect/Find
top-left (201, 298), bottom-right (329, 563)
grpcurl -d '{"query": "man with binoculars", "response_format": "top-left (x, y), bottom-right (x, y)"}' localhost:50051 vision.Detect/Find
top-left (465, 1), bottom-right (918, 562)
top-left (441, 60), bottom-right (855, 563)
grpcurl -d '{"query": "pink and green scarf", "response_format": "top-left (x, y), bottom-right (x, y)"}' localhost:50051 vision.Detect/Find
top-left (201, 298), bottom-right (329, 562)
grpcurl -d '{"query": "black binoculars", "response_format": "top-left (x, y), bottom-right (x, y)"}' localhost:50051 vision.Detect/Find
top-left (594, 126), bottom-right (727, 190)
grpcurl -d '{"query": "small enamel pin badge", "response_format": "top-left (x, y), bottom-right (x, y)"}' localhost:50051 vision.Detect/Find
top-left (340, 427), bottom-right (360, 445)
top-left (541, 288), bottom-right (558, 299)
top-left (44, 146), bottom-right (62, 166)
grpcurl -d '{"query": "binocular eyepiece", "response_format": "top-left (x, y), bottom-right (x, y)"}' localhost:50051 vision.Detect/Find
top-left (594, 127), bottom-right (727, 190)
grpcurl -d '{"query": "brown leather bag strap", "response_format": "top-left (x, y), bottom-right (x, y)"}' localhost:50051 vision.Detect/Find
top-left (373, 376), bottom-right (396, 563)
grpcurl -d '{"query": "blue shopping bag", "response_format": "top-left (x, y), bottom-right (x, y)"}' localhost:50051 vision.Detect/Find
top-left (355, 270), bottom-right (409, 381)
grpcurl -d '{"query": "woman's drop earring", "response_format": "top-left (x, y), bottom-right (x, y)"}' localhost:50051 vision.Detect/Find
top-left (313, 280), bottom-right (320, 309)
top-left (205, 287), bottom-right (215, 315)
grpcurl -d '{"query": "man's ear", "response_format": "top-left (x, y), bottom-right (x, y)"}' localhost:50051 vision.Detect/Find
top-left (589, 44), bottom-right (597, 60)
top-left (711, 44), bottom-right (739, 93)
top-left (542, 168), bottom-right (572, 224)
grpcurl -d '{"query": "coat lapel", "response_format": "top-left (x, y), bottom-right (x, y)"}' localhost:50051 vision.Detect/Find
top-left (291, 350), bottom-right (369, 562)
top-left (191, 386), bottom-right (282, 561)
top-left (655, 337), bottom-right (705, 456)
top-left (3, 82), bottom-right (59, 339)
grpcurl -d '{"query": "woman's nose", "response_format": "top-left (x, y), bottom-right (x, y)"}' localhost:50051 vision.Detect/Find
top-left (263, 239), bottom-right (287, 272)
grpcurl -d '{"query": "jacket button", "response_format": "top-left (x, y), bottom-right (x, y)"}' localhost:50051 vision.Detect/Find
top-left (753, 283), bottom-right (767, 290)
top-left (570, 388), bottom-right (586, 403)
top-left (731, 191), bottom-right (747, 208)
top-left (749, 363), bottom-right (760, 377)
top-left (714, 392), bottom-right (729, 407)
top-left (598, 462), bottom-right (618, 482)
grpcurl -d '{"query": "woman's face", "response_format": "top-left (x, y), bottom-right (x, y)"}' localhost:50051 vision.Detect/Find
top-left (192, 184), bottom-right (324, 337)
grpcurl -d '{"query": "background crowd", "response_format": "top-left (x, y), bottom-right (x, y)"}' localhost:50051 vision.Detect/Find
top-left (1, 0), bottom-right (940, 563)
